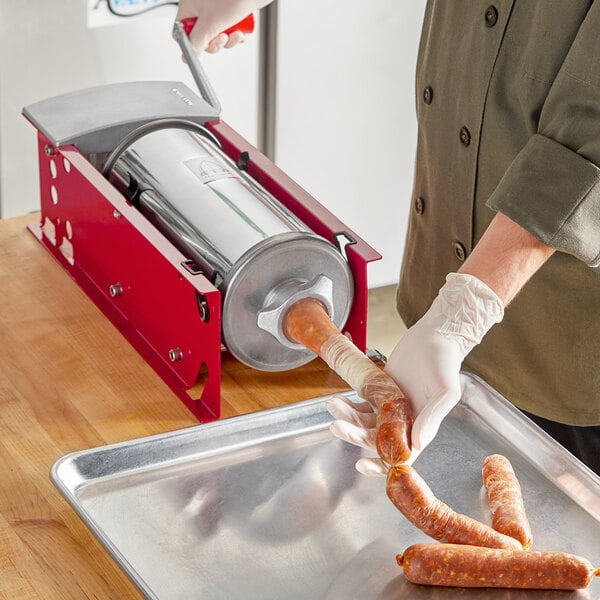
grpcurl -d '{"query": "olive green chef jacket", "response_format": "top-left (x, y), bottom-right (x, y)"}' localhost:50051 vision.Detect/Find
top-left (397, 0), bottom-right (600, 425)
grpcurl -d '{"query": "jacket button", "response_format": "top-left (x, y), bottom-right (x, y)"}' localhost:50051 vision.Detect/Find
top-left (415, 196), bottom-right (425, 214)
top-left (423, 86), bottom-right (433, 105)
top-left (453, 241), bottom-right (467, 261)
top-left (485, 6), bottom-right (498, 27)
top-left (460, 126), bottom-right (471, 146)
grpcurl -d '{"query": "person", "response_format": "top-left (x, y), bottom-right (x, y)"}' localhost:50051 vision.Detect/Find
top-left (176, 0), bottom-right (271, 54)
top-left (177, 0), bottom-right (600, 476)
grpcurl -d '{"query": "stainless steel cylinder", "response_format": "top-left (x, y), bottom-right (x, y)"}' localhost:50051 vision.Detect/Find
top-left (111, 127), bottom-right (354, 371)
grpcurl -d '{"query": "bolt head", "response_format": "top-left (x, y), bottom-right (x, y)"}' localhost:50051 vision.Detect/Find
top-left (109, 283), bottom-right (123, 297)
top-left (169, 348), bottom-right (183, 362)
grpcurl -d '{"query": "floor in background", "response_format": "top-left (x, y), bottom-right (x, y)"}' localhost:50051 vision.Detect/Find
top-left (366, 285), bottom-right (407, 359)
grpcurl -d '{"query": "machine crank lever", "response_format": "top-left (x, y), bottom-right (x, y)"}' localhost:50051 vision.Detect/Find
top-left (172, 20), bottom-right (221, 113)
top-left (172, 14), bottom-right (255, 114)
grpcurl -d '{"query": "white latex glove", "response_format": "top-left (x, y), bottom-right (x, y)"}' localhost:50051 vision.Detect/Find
top-left (327, 273), bottom-right (504, 475)
top-left (386, 272), bottom-right (504, 451)
top-left (176, 0), bottom-right (272, 54)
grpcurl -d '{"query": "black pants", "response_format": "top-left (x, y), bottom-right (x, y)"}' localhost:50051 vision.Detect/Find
top-left (521, 410), bottom-right (600, 476)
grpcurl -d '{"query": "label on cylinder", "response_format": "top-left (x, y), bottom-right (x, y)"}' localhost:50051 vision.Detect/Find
top-left (184, 157), bottom-right (238, 185)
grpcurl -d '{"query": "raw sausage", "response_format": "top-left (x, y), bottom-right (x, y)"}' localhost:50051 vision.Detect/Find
top-left (282, 297), bottom-right (339, 355)
top-left (387, 465), bottom-right (522, 550)
top-left (482, 454), bottom-right (533, 549)
top-left (283, 298), bottom-right (413, 464)
top-left (375, 398), bottom-right (413, 466)
top-left (397, 543), bottom-right (599, 589)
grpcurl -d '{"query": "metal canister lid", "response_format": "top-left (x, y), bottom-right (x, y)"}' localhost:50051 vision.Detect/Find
top-left (221, 231), bottom-right (354, 371)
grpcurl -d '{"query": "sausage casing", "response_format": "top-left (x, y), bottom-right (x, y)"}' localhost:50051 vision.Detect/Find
top-left (375, 398), bottom-right (412, 465)
top-left (283, 298), bottom-right (413, 464)
top-left (482, 454), bottom-right (533, 549)
top-left (282, 298), bottom-right (340, 354)
top-left (397, 543), bottom-right (599, 590)
top-left (387, 465), bottom-right (522, 550)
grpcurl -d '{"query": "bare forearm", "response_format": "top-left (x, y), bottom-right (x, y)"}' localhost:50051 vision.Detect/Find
top-left (459, 212), bottom-right (555, 305)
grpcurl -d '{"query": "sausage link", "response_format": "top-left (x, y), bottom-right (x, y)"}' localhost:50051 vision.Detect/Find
top-left (482, 454), bottom-right (533, 549)
top-left (283, 298), bottom-right (413, 464)
top-left (376, 399), bottom-right (413, 466)
top-left (282, 298), bottom-right (340, 355)
top-left (387, 465), bottom-right (522, 550)
top-left (397, 543), bottom-right (599, 589)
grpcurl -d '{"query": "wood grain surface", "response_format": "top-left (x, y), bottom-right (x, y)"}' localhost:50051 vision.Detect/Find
top-left (0, 214), bottom-right (349, 599)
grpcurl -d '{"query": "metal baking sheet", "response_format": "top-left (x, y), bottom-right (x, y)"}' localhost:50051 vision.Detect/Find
top-left (52, 373), bottom-right (600, 599)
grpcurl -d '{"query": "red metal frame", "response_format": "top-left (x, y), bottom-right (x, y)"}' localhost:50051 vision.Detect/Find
top-left (30, 134), bottom-right (222, 421)
top-left (28, 121), bottom-right (381, 422)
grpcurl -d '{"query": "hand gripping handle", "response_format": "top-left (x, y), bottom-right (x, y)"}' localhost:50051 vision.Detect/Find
top-left (172, 14), bottom-right (254, 113)
top-left (180, 14), bottom-right (255, 37)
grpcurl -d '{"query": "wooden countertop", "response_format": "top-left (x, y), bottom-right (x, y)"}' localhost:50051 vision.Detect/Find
top-left (0, 213), bottom-right (349, 599)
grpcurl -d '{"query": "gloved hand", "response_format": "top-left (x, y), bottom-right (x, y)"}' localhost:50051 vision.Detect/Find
top-left (176, 0), bottom-right (272, 54)
top-left (327, 273), bottom-right (504, 474)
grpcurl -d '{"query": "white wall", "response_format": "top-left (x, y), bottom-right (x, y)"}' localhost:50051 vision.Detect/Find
top-left (1, 0), bottom-right (426, 289)
top-left (0, 0), bottom-right (259, 218)
top-left (274, 0), bottom-right (426, 287)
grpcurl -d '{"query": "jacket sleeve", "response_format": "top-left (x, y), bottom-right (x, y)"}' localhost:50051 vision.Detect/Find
top-left (486, 5), bottom-right (600, 268)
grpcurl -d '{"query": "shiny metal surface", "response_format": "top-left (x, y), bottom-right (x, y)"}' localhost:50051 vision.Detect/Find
top-left (111, 128), bottom-right (354, 371)
top-left (113, 129), bottom-right (308, 278)
top-left (222, 234), bottom-right (353, 371)
top-left (52, 374), bottom-right (600, 599)
top-left (172, 20), bottom-right (222, 114)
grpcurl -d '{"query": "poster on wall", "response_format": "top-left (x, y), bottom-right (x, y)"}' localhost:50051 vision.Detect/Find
top-left (88, 0), bottom-right (179, 27)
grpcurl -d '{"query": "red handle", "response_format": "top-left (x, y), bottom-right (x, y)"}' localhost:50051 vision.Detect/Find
top-left (181, 14), bottom-right (255, 37)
